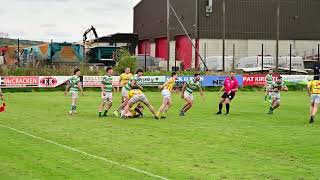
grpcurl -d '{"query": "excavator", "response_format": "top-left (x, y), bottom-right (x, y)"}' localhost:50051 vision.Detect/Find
top-left (83, 26), bottom-right (98, 42)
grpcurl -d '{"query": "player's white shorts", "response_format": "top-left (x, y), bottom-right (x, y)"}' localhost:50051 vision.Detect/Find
top-left (122, 88), bottom-right (129, 97)
top-left (184, 91), bottom-right (193, 101)
top-left (161, 89), bottom-right (171, 99)
top-left (101, 92), bottom-right (113, 103)
top-left (70, 92), bottom-right (78, 99)
top-left (128, 94), bottom-right (149, 105)
top-left (311, 94), bottom-right (320, 104)
top-left (271, 92), bottom-right (280, 101)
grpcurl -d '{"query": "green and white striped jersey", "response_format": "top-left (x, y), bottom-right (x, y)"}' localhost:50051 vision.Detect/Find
top-left (124, 74), bottom-right (140, 91)
top-left (271, 81), bottom-right (286, 92)
top-left (68, 75), bottom-right (81, 93)
top-left (266, 74), bottom-right (273, 85)
top-left (102, 75), bottom-right (113, 92)
top-left (185, 79), bottom-right (201, 95)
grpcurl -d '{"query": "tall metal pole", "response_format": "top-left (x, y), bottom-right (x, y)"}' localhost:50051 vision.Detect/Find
top-left (262, 44), bottom-right (264, 73)
top-left (289, 44), bottom-right (292, 74)
top-left (222, 0), bottom-right (226, 72)
top-left (275, 0), bottom-right (280, 72)
top-left (232, 44), bottom-right (235, 71)
top-left (17, 38), bottom-right (20, 65)
top-left (166, 0), bottom-right (170, 71)
top-left (195, 0), bottom-right (199, 70)
top-left (144, 41), bottom-right (147, 72)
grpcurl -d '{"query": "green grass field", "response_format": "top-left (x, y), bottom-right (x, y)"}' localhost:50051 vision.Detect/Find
top-left (1, 91), bottom-right (320, 179)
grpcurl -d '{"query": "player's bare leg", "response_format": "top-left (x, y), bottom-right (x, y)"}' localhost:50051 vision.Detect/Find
top-left (181, 98), bottom-right (193, 114)
top-left (98, 101), bottom-right (106, 117)
top-left (310, 102), bottom-right (319, 124)
top-left (70, 97), bottom-right (78, 115)
top-left (157, 98), bottom-right (170, 118)
top-left (143, 102), bottom-right (158, 118)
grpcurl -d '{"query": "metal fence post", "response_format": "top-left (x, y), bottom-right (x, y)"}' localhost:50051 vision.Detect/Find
top-left (289, 44), bottom-right (292, 74)
top-left (262, 44), bottom-right (264, 73)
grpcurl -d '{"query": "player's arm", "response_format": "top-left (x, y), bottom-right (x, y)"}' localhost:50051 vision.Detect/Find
top-left (101, 81), bottom-right (106, 95)
top-left (218, 86), bottom-right (225, 94)
top-left (78, 82), bottom-right (84, 96)
top-left (64, 81), bottom-right (70, 96)
top-left (160, 80), bottom-right (170, 90)
top-left (199, 85), bottom-right (205, 100)
top-left (181, 83), bottom-right (187, 99)
top-left (132, 80), bottom-right (143, 90)
top-left (117, 75), bottom-right (122, 92)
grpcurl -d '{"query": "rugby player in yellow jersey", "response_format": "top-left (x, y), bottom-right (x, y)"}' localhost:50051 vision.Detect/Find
top-left (121, 88), bottom-right (158, 119)
top-left (156, 72), bottom-right (178, 118)
top-left (117, 67), bottom-right (133, 102)
top-left (307, 75), bottom-right (320, 124)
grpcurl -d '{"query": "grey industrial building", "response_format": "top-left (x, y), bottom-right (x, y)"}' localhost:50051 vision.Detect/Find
top-left (134, 0), bottom-right (320, 71)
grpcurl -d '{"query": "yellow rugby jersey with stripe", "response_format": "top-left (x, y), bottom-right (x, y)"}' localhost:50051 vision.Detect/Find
top-left (163, 78), bottom-right (175, 91)
top-left (309, 80), bottom-right (320, 94)
top-left (128, 89), bottom-right (142, 99)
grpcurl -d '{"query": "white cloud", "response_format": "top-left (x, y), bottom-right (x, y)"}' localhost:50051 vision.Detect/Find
top-left (0, 0), bottom-right (141, 42)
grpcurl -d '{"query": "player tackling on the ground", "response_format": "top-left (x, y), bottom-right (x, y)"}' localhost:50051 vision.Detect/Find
top-left (64, 68), bottom-right (84, 115)
top-left (268, 76), bottom-right (288, 114)
top-left (113, 69), bottom-right (144, 117)
top-left (156, 72), bottom-right (178, 119)
top-left (265, 70), bottom-right (273, 102)
top-left (121, 88), bottom-right (158, 119)
top-left (217, 71), bottom-right (239, 115)
top-left (180, 73), bottom-right (204, 116)
top-left (98, 67), bottom-right (115, 117)
top-left (307, 75), bottom-right (320, 124)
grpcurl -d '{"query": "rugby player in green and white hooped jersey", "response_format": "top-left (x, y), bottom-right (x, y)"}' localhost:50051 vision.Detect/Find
top-left (113, 69), bottom-right (144, 117)
top-left (264, 70), bottom-right (274, 102)
top-left (268, 76), bottom-right (288, 114)
top-left (98, 67), bottom-right (116, 117)
top-left (179, 73), bottom-right (205, 116)
top-left (64, 68), bottom-right (84, 115)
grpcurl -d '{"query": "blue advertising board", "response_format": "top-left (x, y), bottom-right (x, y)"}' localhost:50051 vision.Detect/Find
top-left (166, 75), bottom-right (243, 87)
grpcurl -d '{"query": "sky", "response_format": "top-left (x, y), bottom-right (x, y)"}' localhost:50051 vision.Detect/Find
top-left (0, 0), bottom-right (141, 42)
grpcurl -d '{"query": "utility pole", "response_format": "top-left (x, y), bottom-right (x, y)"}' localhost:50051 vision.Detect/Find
top-left (222, 0), bottom-right (226, 72)
top-left (166, 0), bottom-right (170, 71)
top-left (275, 0), bottom-right (280, 72)
top-left (195, 0), bottom-right (199, 70)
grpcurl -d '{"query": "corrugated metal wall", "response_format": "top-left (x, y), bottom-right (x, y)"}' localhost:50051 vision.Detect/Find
top-left (134, 0), bottom-right (320, 40)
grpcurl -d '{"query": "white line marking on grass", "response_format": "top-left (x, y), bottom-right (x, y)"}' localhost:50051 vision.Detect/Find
top-left (0, 124), bottom-right (169, 180)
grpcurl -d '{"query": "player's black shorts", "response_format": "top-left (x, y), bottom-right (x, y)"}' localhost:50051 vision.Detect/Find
top-left (222, 92), bottom-right (236, 100)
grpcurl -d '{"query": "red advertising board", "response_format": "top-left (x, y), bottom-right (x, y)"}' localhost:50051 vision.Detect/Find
top-left (243, 74), bottom-right (278, 86)
top-left (0, 76), bottom-right (39, 87)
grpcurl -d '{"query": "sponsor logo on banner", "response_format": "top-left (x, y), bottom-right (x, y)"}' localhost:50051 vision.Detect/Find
top-left (38, 76), bottom-right (70, 88)
top-left (0, 76), bottom-right (39, 88)
top-left (167, 76), bottom-right (243, 87)
top-left (83, 76), bottom-right (120, 87)
top-left (137, 76), bottom-right (166, 86)
top-left (243, 74), bottom-right (278, 86)
top-left (202, 76), bottom-right (243, 87)
top-left (282, 75), bottom-right (312, 85)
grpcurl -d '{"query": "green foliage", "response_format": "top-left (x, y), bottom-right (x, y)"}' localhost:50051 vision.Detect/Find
top-left (114, 47), bottom-right (131, 62)
top-left (115, 56), bottom-right (138, 74)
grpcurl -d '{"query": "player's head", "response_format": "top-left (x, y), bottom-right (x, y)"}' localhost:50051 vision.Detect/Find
top-left (277, 76), bottom-right (283, 83)
top-left (136, 69), bottom-right (144, 77)
top-left (74, 68), bottom-right (81, 76)
top-left (194, 73), bottom-right (201, 81)
top-left (230, 71), bottom-right (235, 79)
top-left (171, 72), bottom-right (177, 79)
top-left (269, 69), bottom-right (273, 74)
top-left (106, 67), bottom-right (113, 75)
top-left (125, 67), bottom-right (131, 74)
top-left (314, 75), bottom-right (320, 80)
